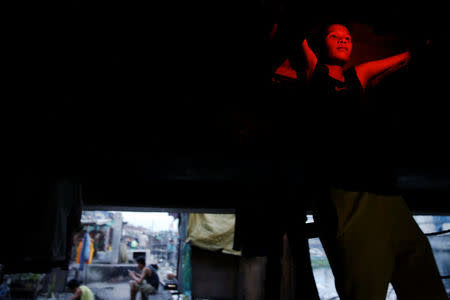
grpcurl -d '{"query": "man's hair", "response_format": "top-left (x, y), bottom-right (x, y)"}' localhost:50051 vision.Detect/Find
top-left (67, 279), bottom-right (81, 290)
top-left (136, 256), bottom-right (146, 265)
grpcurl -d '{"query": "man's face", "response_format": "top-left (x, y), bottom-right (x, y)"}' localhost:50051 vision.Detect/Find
top-left (137, 263), bottom-right (144, 270)
top-left (324, 24), bottom-right (352, 65)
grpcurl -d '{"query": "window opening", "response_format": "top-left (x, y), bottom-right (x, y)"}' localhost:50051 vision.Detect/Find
top-left (67, 210), bottom-right (180, 299)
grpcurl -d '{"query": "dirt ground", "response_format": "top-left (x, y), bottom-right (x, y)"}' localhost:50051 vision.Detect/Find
top-left (88, 282), bottom-right (175, 300)
top-left (44, 282), bottom-right (176, 300)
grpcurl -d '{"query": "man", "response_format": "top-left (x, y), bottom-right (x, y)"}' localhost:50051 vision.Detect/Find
top-left (129, 256), bottom-right (159, 300)
top-left (67, 279), bottom-right (94, 300)
top-left (296, 21), bottom-right (447, 300)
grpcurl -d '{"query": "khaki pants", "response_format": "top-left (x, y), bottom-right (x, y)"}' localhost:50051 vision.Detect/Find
top-left (317, 188), bottom-right (447, 300)
top-left (130, 280), bottom-right (156, 300)
top-left (139, 283), bottom-right (156, 295)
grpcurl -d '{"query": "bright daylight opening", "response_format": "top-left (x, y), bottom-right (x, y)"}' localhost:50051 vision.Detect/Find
top-left (67, 210), bottom-right (181, 300)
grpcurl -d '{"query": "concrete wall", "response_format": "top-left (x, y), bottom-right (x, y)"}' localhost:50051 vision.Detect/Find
top-left (83, 264), bottom-right (138, 283)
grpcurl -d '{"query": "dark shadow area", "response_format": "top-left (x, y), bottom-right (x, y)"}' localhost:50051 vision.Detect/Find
top-left (2, 1), bottom-right (450, 299)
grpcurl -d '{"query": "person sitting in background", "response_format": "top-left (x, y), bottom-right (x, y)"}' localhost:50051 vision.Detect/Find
top-left (67, 279), bottom-right (94, 300)
top-left (129, 256), bottom-right (159, 300)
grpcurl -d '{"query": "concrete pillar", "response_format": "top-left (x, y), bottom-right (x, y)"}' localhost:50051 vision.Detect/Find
top-left (111, 212), bottom-right (123, 264)
top-left (104, 227), bottom-right (111, 252)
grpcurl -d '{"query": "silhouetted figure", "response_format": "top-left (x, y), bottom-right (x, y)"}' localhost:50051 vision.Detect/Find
top-left (296, 20), bottom-right (447, 300)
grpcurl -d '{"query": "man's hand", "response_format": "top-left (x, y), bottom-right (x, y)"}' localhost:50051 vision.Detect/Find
top-left (128, 270), bottom-right (138, 280)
